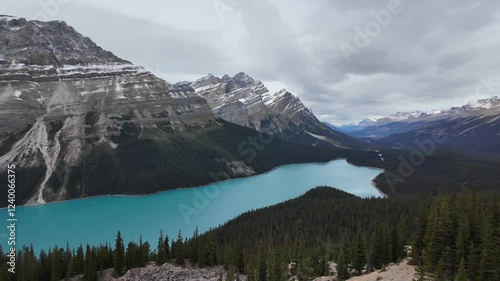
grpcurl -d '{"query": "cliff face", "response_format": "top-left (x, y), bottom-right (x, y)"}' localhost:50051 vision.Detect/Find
top-left (0, 16), bottom-right (357, 207)
top-left (0, 16), bottom-right (216, 204)
top-left (190, 73), bottom-right (364, 149)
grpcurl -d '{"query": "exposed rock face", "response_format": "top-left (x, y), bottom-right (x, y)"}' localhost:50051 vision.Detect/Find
top-left (190, 73), bottom-right (278, 133)
top-left (113, 263), bottom-right (244, 281)
top-left (190, 73), bottom-right (362, 148)
top-left (0, 16), bottom-right (215, 204)
top-left (69, 263), bottom-right (246, 281)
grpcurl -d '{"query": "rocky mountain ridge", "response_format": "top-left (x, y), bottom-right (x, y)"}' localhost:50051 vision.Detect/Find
top-left (0, 16), bottom-right (357, 207)
top-left (0, 17), bottom-right (236, 205)
top-left (340, 96), bottom-right (500, 138)
top-left (189, 73), bottom-right (363, 149)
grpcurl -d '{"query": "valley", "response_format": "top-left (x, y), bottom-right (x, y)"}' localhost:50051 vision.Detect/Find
top-left (0, 6), bottom-right (499, 281)
top-left (1, 160), bottom-right (383, 253)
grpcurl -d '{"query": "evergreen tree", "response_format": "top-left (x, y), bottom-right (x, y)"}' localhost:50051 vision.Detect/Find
top-left (467, 243), bottom-right (479, 281)
top-left (156, 230), bottom-right (168, 265)
top-left (226, 265), bottom-right (236, 281)
top-left (174, 230), bottom-right (185, 265)
top-left (74, 245), bottom-right (85, 274)
top-left (50, 247), bottom-right (61, 281)
top-left (83, 245), bottom-right (97, 281)
top-left (454, 257), bottom-right (468, 281)
top-left (113, 231), bottom-right (126, 276)
top-left (390, 226), bottom-right (405, 262)
top-left (336, 247), bottom-right (350, 281)
top-left (352, 226), bottom-right (368, 275)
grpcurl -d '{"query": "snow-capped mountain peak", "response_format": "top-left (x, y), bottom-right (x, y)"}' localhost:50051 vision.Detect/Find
top-left (190, 73), bottom-right (360, 148)
top-left (467, 96), bottom-right (499, 110)
top-left (388, 111), bottom-right (425, 121)
top-left (233, 72), bottom-right (255, 86)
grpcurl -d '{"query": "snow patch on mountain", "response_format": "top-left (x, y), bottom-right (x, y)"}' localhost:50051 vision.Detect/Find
top-left (190, 73), bottom-right (359, 148)
top-left (345, 96), bottom-right (500, 128)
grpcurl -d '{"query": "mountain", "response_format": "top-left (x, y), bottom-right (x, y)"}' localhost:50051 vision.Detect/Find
top-left (325, 120), bottom-right (375, 134)
top-left (377, 106), bottom-right (500, 154)
top-left (190, 73), bottom-right (365, 149)
top-left (344, 96), bottom-right (500, 139)
top-left (0, 16), bottom-right (350, 206)
top-left (343, 96), bottom-right (500, 154)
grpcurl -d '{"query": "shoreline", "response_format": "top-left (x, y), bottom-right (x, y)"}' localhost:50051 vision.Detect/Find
top-left (9, 158), bottom-right (385, 209)
top-left (371, 180), bottom-right (388, 198)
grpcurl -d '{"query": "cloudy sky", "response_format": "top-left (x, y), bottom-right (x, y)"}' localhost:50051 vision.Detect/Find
top-left (4, 0), bottom-right (500, 124)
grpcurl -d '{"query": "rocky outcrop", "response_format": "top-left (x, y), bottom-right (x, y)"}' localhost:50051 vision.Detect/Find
top-left (190, 73), bottom-right (363, 149)
top-left (114, 263), bottom-right (237, 281)
top-left (75, 263), bottom-right (246, 281)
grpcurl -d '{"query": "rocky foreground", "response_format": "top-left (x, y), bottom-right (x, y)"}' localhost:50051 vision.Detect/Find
top-left (312, 259), bottom-right (418, 281)
top-left (83, 259), bottom-right (417, 281)
top-left (114, 263), bottom-right (243, 281)
top-left (68, 262), bottom-right (247, 281)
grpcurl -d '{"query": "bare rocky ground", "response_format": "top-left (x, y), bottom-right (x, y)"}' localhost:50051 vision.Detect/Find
top-left (313, 259), bottom-right (418, 281)
top-left (112, 263), bottom-right (237, 281)
top-left (70, 262), bottom-right (247, 281)
top-left (69, 260), bottom-right (417, 281)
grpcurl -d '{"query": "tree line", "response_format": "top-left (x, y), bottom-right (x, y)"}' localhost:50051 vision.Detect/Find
top-left (1, 186), bottom-right (498, 280)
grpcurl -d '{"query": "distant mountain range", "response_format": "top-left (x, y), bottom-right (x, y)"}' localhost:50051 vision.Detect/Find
top-left (329, 96), bottom-right (500, 154)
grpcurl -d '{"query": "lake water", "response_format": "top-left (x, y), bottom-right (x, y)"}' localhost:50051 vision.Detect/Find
top-left (1, 160), bottom-right (383, 252)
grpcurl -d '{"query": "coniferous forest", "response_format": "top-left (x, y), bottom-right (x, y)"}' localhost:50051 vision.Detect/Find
top-left (1, 187), bottom-right (498, 281)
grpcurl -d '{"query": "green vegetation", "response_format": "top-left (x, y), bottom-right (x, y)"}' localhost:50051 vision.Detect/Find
top-left (349, 148), bottom-right (500, 196)
top-left (57, 121), bottom-right (352, 201)
top-left (411, 188), bottom-right (500, 281)
top-left (2, 187), bottom-right (498, 280)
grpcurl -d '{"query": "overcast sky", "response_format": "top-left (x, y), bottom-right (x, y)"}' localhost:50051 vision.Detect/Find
top-left (4, 0), bottom-right (500, 125)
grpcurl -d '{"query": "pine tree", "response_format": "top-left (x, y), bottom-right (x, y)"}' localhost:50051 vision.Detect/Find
top-left (467, 243), bottom-right (479, 281)
top-left (424, 195), bottom-right (453, 272)
top-left (266, 238), bottom-right (277, 281)
top-left (435, 260), bottom-right (446, 281)
top-left (174, 230), bottom-right (185, 265)
top-left (336, 247), bottom-right (350, 281)
top-left (74, 245), bottom-right (85, 274)
top-left (113, 231), bottom-right (126, 276)
top-left (245, 259), bottom-right (257, 281)
top-left (455, 210), bottom-right (470, 267)
top-left (478, 209), bottom-right (495, 281)
top-left (65, 257), bottom-right (74, 280)
top-left (83, 245), bottom-right (98, 281)
top-left (226, 265), bottom-right (236, 281)
top-left (352, 226), bottom-right (368, 275)
top-left (156, 230), bottom-right (167, 265)
top-left (50, 247), bottom-right (61, 281)
top-left (370, 225), bottom-right (384, 269)
top-left (390, 226), bottom-right (405, 262)
top-left (454, 257), bottom-right (468, 281)
top-left (191, 227), bottom-right (200, 264)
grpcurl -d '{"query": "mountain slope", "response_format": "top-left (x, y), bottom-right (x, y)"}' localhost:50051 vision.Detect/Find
top-left (0, 16), bottom-right (350, 206)
top-left (190, 73), bottom-right (365, 149)
top-left (343, 96), bottom-right (500, 139)
top-left (376, 107), bottom-right (500, 154)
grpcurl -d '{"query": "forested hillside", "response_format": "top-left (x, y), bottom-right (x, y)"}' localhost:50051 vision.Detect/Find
top-left (0, 120), bottom-right (355, 207)
top-left (348, 148), bottom-right (500, 196)
top-left (411, 188), bottom-right (500, 281)
top-left (2, 187), bottom-right (498, 280)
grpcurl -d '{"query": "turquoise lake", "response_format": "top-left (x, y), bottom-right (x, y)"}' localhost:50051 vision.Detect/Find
top-left (0, 160), bottom-right (383, 252)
